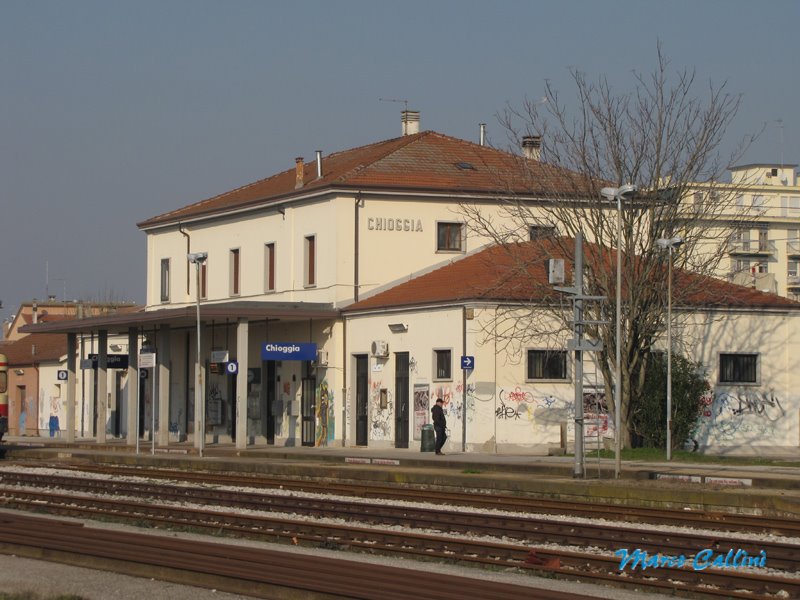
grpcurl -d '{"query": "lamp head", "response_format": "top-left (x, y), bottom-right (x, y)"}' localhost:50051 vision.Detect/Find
top-left (656, 236), bottom-right (684, 250)
top-left (600, 184), bottom-right (638, 201)
top-left (188, 251), bottom-right (208, 264)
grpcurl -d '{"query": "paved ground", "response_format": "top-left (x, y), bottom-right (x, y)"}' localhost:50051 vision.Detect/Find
top-left (0, 554), bottom-right (250, 600)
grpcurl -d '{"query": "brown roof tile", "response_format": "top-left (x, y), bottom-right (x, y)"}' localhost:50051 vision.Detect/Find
top-left (344, 239), bottom-right (800, 312)
top-left (0, 334), bottom-right (67, 365)
top-left (138, 131), bottom-right (589, 229)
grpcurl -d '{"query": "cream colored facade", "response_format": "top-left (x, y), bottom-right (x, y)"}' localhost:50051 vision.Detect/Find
top-left (344, 302), bottom-right (800, 454)
top-left (141, 189), bottom-right (536, 448)
top-left (690, 163), bottom-right (800, 300)
top-left (26, 131), bottom-right (800, 455)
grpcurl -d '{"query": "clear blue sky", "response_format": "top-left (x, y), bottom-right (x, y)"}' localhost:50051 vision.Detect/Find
top-left (2, 0), bottom-right (798, 324)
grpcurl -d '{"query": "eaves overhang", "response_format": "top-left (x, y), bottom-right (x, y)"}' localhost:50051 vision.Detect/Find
top-left (138, 184), bottom-right (583, 232)
top-left (20, 301), bottom-right (340, 336)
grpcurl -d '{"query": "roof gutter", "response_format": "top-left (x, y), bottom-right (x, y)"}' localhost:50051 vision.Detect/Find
top-left (137, 186), bottom-right (567, 232)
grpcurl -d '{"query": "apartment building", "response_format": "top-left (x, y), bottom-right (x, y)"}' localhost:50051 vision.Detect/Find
top-left (690, 163), bottom-right (800, 299)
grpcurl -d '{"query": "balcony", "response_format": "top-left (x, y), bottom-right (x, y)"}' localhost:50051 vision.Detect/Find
top-left (787, 275), bottom-right (800, 289)
top-left (787, 241), bottom-right (800, 258)
top-left (729, 271), bottom-right (777, 294)
top-left (727, 239), bottom-right (776, 256)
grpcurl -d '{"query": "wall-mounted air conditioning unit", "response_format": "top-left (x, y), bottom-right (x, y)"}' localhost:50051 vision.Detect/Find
top-left (371, 340), bottom-right (389, 358)
top-left (313, 350), bottom-right (328, 367)
top-left (548, 258), bottom-right (565, 284)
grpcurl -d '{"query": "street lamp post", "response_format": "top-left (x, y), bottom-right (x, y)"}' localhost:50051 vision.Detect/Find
top-left (656, 236), bottom-right (684, 461)
top-left (188, 251), bottom-right (208, 457)
top-left (600, 184), bottom-right (637, 479)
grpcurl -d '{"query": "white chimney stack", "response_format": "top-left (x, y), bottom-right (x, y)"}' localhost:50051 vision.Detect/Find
top-left (522, 135), bottom-right (542, 161)
top-left (401, 110), bottom-right (420, 136)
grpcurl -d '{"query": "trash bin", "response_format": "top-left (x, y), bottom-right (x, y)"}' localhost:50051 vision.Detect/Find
top-left (420, 424), bottom-right (435, 452)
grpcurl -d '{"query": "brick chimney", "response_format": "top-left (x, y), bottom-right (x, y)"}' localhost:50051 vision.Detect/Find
top-left (295, 157), bottom-right (305, 189)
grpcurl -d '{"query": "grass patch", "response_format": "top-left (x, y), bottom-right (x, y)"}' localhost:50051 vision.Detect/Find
top-left (582, 447), bottom-right (800, 467)
top-left (461, 469), bottom-right (482, 474)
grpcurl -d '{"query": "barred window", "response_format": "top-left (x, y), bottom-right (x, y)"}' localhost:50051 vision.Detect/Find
top-left (719, 353), bottom-right (758, 384)
top-left (434, 349), bottom-right (452, 380)
top-left (527, 350), bottom-right (568, 380)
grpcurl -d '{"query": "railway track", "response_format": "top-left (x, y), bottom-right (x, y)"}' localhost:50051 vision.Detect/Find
top-left (0, 468), bottom-right (798, 571)
top-left (25, 461), bottom-right (800, 536)
top-left (0, 512), bottom-right (596, 600)
top-left (0, 464), bottom-right (797, 598)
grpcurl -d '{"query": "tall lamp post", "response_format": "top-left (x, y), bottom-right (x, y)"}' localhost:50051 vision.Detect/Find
top-left (600, 184), bottom-right (638, 479)
top-left (655, 236), bottom-right (684, 460)
top-left (188, 251), bottom-right (208, 457)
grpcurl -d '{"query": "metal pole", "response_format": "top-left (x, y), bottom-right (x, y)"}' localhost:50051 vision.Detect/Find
top-left (151, 364), bottom-right (156, 455)
top-left (666, 247), bottom-right (673, 461)
top-left (615, 196), bottom-right (622, 479)
top-left (462, 306), bottom-right (467, 453)
top-left (573, 232), bottom-right (585, 478)
top-left (196, 262), bottom-right (204, 458)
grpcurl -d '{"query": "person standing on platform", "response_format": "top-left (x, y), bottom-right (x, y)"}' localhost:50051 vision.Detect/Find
top-left (431, 397), bottom-right (447, 455)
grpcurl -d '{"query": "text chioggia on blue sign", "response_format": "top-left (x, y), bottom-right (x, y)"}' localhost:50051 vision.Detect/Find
top-left (261, 342), bottom-right (318, 361)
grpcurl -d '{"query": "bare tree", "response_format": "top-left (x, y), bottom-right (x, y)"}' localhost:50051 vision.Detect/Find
top-left (462, 45), bottom-right (757, 447)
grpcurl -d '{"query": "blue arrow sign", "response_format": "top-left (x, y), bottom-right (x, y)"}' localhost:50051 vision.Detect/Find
top-left (461, 355), bottom-right (475, 370)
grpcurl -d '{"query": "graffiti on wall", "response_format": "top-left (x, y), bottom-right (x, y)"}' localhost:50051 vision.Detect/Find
top-left (370, 380), bottom-right (392, 440)
top-left (315, 380), bottom-right (335, 447)
top-left (690, 389), bottom-right (787, 447)
top-left (495, 386), bottom-right (575, 431)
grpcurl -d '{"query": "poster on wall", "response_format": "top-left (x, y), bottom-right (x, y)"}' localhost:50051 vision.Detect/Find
top-left (413, 383), bottom-right (430, 440)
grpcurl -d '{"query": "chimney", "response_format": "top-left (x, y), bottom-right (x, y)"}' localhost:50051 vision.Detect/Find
top-left (401, 110), bottom-right (420, 136)
top-left (315, 150), bottom-right (323, 179)
top-left (32, 301), bottom-right (38, 324)
top-left (522, 135), bottom-right (542, 161)
top-left (479, 123), bottom-right (486, 146)
top-left (295, 157), bottom-right (304, 189)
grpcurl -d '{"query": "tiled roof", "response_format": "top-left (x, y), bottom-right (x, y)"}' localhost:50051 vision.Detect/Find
top-left (0, 334), bottom-right (67, 365)
top-left (138, 131), bottom-right (590, 229)
top-left (344, 239), bottom-right (800, 312)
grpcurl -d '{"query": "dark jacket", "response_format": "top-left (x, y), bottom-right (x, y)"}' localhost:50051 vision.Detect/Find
top-left (431, 403), bottom-right (446, 428)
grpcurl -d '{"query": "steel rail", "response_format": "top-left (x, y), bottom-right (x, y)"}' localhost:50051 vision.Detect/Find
top-left (0, 487), bottom-right (797, 599)
top-left (28, 461), bottom-right (800, 537)
top-left (1, 470), bottom-right (797, 571)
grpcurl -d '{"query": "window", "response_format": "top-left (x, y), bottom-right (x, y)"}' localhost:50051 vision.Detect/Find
top-left (433, 349), bottom-right (452, 380)
top-left (527, 350), bottom-right (568, 380)
top-left (732, 258), bottom-right (750, 273)
top-left (788, 261), bottom-right (798, 278)
top-left (304, 235), bottom-right (316, 287)
top-left (719, 353), bottom-right (758, 384)
top-left (437, 222), bottom-right (464, 252)
top-left (752, 195), bottom-right (767, 215)
top-left (529, 225), bottom-right (556, 240)
top-left (264, 243), bottom-right (276, 292)
top-left (229, 248), bottom-right (240, 296)
top-left (732, 229), bottom-right (750, 252)
top-left (757, 228), bottom-right (769, 251)
top-left (160, 258), bottom-right (170, 302)
top-left (693, 192), bottom-right (704, 211)
top-left (200, 262), bottom-right (208, 300)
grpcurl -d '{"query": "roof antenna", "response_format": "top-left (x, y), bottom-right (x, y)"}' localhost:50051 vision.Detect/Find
top-left (379, 97), bottom-right (409, 111)
top-left (776, 118), bottom-right (784, 170)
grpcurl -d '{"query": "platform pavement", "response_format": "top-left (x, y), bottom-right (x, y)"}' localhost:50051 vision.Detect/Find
top-left (3, 435), bottom-right (800, 516)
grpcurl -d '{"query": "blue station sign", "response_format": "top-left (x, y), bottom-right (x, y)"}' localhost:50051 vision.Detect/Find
top-left (88, 353), bottom-right (129, 369)
top-left (261, 342), bottom-right (317, 361)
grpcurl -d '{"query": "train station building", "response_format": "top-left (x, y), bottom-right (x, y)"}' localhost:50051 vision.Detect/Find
top-left (20, 115), bottom-right (800, 455)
